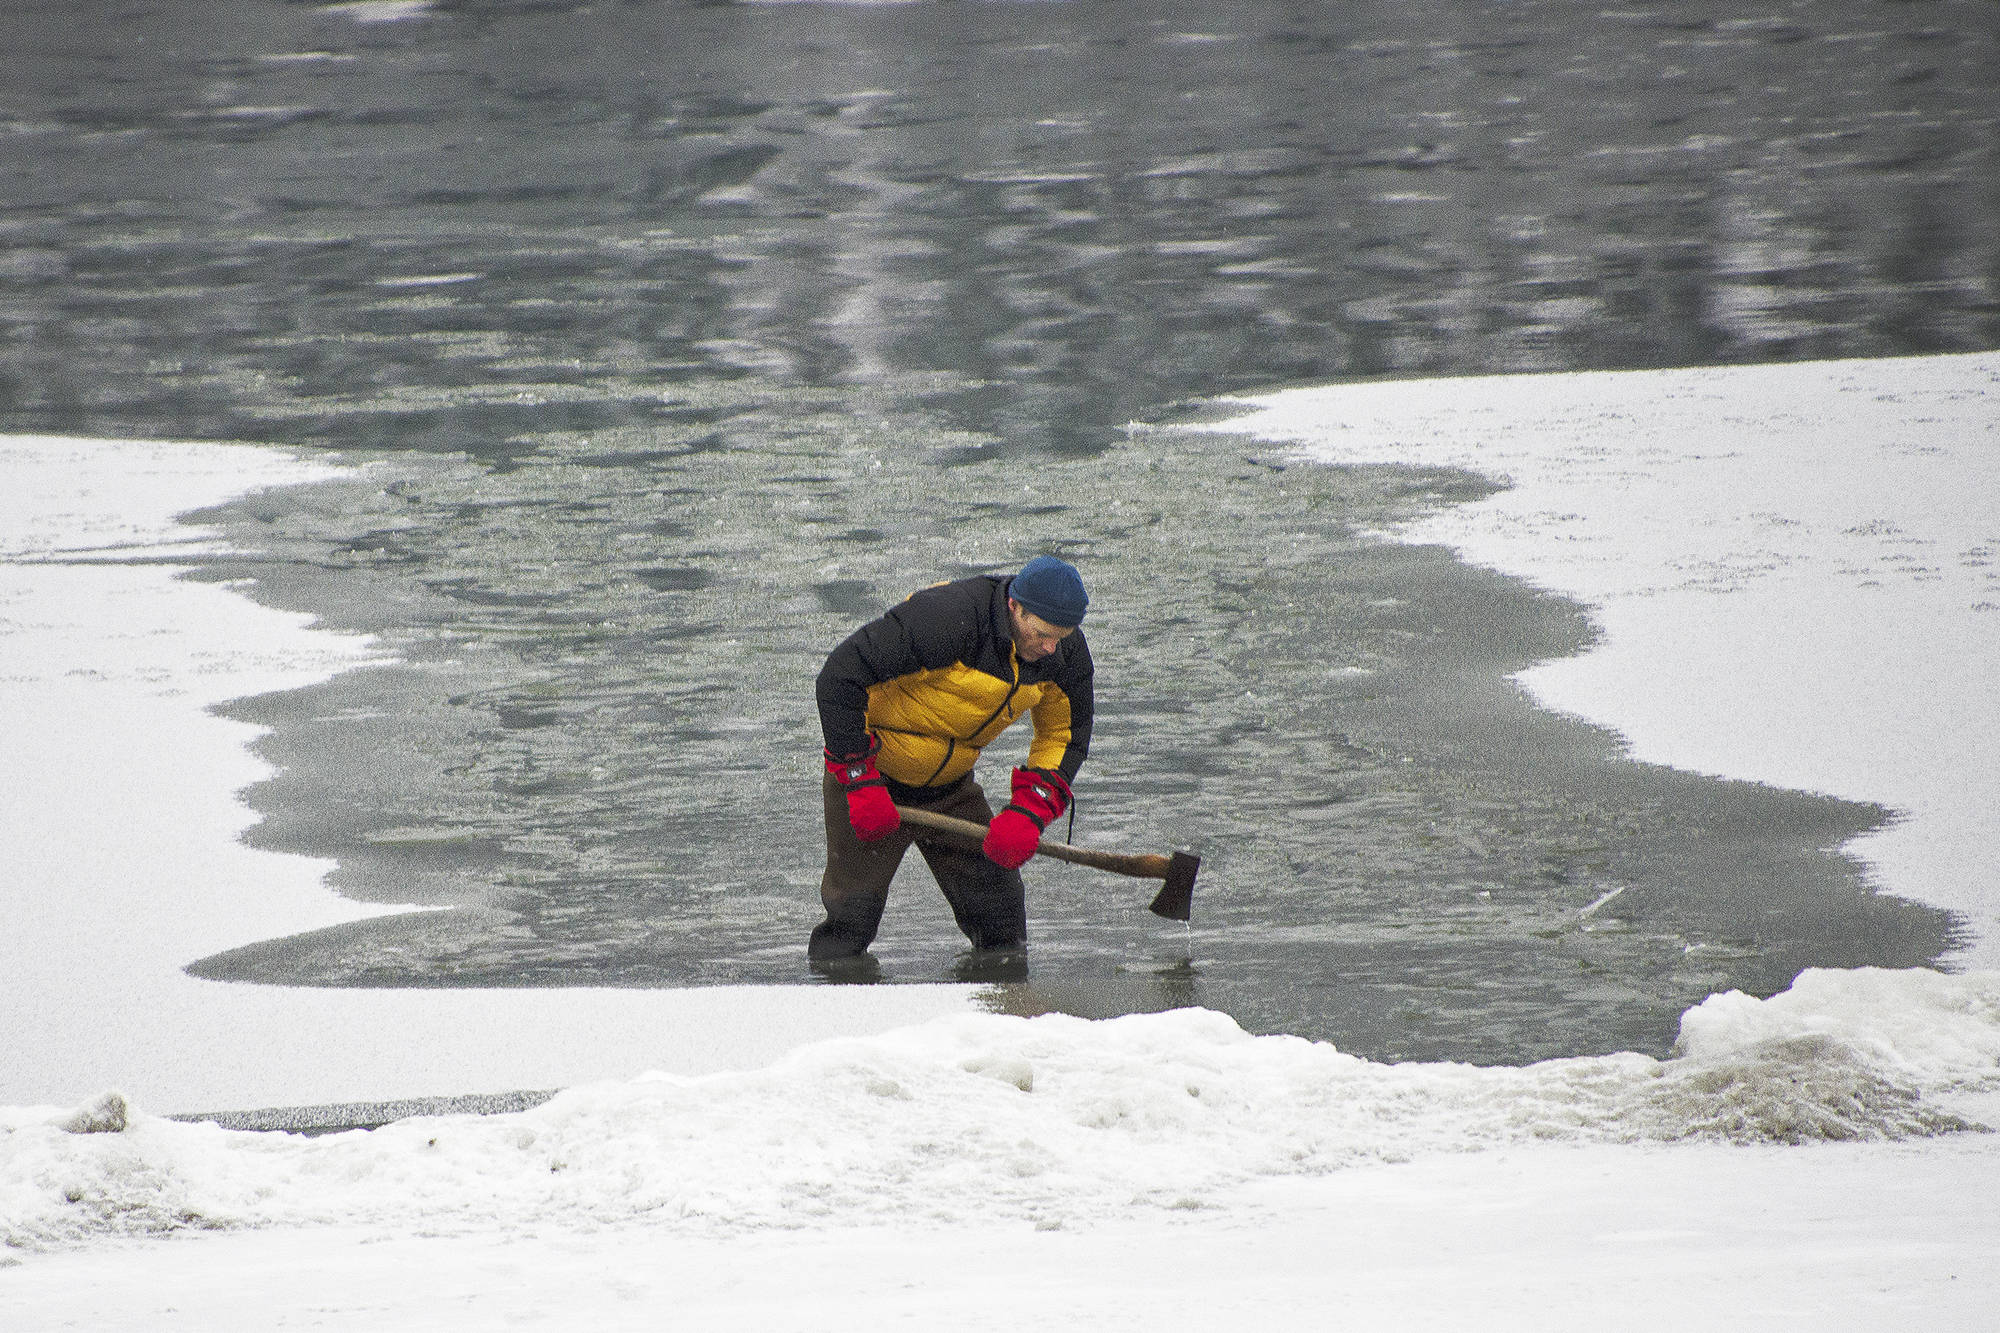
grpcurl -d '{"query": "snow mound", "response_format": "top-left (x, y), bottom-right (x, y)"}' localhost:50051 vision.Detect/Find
top-left (4, 968), bottom-right (1994, 1252)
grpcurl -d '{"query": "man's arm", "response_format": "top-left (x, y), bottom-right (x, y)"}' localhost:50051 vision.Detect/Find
top-left (1027, 636), bottom-right (1094, 783)
top-left (983, 636), bottom-right (1095, 869)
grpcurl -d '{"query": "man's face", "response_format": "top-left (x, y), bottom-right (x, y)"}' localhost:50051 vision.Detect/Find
top-left (1007, 599), bottom-right (1075, 662)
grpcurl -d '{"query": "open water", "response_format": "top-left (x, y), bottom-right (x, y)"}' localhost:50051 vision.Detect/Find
top-left (6, 0), bottom-right (1996, 1064)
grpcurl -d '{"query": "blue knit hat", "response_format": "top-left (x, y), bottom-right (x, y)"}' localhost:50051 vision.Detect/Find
top-left (1009, 555), bottom-right (1088, 627)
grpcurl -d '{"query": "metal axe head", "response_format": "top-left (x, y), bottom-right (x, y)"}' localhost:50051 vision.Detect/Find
top-left (1147, 850), bottom-right (1200, 922)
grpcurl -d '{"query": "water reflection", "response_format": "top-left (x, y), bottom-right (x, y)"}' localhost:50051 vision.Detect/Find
top-left (6, 1), bottom-right (1993, 455)
top-left (977, 956), bottom-right (1206, 1025)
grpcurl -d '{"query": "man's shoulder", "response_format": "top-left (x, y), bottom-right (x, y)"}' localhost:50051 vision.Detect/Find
top-left (878, 574), bottom-right (1003, 654)
top-left (905, 573), bottom-right (1005, 604)
top-left (893, 574), bottom-right (1005, 624)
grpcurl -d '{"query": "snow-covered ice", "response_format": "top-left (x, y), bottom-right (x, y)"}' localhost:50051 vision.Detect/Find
top-left (1209, 351), bottom-right (2000, 965)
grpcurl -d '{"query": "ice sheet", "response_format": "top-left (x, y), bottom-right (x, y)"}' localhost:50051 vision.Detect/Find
top-left (1207, 352), bottom-right (2000, 963)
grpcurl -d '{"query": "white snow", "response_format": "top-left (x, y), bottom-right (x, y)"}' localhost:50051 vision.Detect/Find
top-left (2, 977), bottom-right (1998, 1328)
top-left (1207, 351), bottom-right (2000, 965)
top-left (1, 1139), bottom-right (1994, 1332)
top-left (5, 366), bottom-right (2000, 1330)
top-left (5, 972), bottom-right (1998, 1248)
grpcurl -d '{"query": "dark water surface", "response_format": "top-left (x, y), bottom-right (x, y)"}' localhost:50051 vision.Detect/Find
top-left (7, 0), bottom-right (1995, 1063)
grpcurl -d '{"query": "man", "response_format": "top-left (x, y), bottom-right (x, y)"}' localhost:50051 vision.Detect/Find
top-left (811, 555), bottom-right (1094, 963)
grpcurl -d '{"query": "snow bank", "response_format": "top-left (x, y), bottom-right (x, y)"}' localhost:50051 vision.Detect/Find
top-left (4, 968), bottom-right (1994, 1252)
top-left (0, 435), bottom-right (406, 968)
top-left (1204, 352), bottom-right (2000, 960)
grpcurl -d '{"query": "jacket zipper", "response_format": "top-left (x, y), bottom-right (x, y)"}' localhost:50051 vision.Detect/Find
top-left (921, 644), bottom-right (1022, 786)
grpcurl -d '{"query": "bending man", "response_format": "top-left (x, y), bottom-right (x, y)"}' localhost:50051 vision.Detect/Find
top-left (811, 555), bottom-right (1094, 963)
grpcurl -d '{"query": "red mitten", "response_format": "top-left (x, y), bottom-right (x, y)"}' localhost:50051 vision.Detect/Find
top-left (982, 767), bottom-right (1072, 870)
top-left (825, 740), bottom-right (899, 841)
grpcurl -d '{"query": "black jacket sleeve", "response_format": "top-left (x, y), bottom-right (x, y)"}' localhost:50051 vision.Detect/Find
top-left (1038, 635), bottom-right (1093, 784)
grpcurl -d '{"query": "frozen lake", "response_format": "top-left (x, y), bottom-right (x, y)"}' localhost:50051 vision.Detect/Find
top-left (4, 1), bottom-right (1999, 1323)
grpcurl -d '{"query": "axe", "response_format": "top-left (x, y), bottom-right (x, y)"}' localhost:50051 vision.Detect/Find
top-left (893, 805), bottom-right (1199, 922)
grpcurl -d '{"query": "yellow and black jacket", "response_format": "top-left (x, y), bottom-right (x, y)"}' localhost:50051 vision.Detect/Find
top-left (817, 574), bottom-right (1093, 795)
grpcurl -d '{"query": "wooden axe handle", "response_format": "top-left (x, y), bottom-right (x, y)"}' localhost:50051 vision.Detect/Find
top-left (893, 805), bottom-right (1172, 880)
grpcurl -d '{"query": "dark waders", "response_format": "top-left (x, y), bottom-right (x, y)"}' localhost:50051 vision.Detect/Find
top-left (809, 773), bottom-right (1027, 959)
